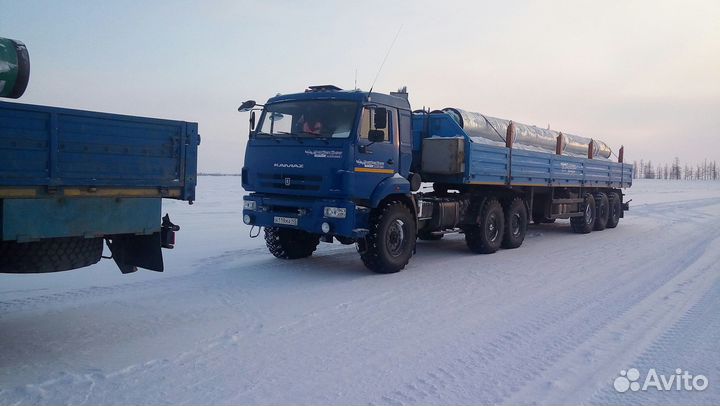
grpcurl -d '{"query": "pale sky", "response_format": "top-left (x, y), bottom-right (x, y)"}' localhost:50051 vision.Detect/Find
top-left (2, 0), bottom-right (719, 172)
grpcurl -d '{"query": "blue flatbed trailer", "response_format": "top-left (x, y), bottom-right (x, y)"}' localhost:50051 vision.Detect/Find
top-left (415, 111), bottom-right (633, 188)
top-left (0, 101), bottom-right (200, 274)
top-left (241, 86), bottom-right (632, 273)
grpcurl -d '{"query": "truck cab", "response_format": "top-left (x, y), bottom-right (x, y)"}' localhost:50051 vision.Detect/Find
top-left (241, 86), bottom-right (414, 242)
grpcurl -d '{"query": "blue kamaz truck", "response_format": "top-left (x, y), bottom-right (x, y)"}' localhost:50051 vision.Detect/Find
top-left (241, 85), bottom-right (632, 273)
top-left (0, 37), bottom-right (200, 274)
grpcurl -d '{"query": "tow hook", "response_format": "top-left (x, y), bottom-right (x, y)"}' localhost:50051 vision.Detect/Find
top-left (161, 214), bottom-right (180, 248)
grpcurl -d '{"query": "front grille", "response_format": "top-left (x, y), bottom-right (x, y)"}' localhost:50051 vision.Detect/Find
top-left (257, 173), bottom-right (323, 191)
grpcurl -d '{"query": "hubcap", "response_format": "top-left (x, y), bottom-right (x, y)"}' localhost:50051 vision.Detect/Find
top-left (387, 219), bottom-right (406, 257)
top-left (511, 213), bottom-right (521, 237)
top-left (487, 214), bottom-right (500, 241)
top-left (584, 203), bottom-right (593, 224)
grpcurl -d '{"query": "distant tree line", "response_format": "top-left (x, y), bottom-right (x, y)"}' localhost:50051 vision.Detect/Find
top-left (631, 158), bottom-right (718, 180)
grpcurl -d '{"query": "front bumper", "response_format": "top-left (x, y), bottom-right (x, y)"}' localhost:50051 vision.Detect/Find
top-left (242, 194), bottom-right (369, 238)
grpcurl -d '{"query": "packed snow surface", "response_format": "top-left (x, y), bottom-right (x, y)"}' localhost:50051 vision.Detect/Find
top-left (1, 178), bottom-right (719, 405)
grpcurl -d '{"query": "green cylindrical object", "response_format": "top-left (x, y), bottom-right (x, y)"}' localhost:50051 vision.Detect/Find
top-left (0, 37), bottom-right (30, 99)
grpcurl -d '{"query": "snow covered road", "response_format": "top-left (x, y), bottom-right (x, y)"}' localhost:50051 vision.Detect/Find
top-left (1, 178), bottom-right (719, 405)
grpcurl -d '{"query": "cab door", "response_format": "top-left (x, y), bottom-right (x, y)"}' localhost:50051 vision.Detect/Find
top-left (354, 106), bottom-right (399, 199)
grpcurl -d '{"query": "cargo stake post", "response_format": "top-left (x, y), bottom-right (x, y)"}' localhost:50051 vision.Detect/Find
top-left (241, 86), bottom-right (632, 273)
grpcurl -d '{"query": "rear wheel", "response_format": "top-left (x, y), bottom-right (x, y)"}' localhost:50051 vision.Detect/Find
top-left (0, 237), bottom-right (103, 274)
top-left (593, 192), bottom-right (609, 231)
top-left (264, 227), bottom-right (320, 259)
top-left (465, 198), bottom-right (505, 254)
top-left (606, 192), bottom-right (622, 228)
top-left (570, 193), bottom-right (596, 234)
top-left (502, 198), bottom-right (528, 249)
top-left (360, 201), bottom-right (416, 274)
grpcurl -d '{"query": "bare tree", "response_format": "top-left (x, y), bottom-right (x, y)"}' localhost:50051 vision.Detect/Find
top-left (671, 157), bottom-right (681, 180)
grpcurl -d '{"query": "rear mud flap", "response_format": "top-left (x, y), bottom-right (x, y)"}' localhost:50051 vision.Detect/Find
top-left (107, 233), bottom-right (164, 274)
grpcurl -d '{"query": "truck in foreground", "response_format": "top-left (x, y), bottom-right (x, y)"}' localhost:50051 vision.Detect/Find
top-left (240, 85), bottom-right (632, 273)
top-left (0, 37), bottom-right (200, 274)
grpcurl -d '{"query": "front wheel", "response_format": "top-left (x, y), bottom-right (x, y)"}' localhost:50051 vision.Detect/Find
top-left (360, 201), bottom-right (416, 274)
top-left (264, 227), bottom-right (320, 259)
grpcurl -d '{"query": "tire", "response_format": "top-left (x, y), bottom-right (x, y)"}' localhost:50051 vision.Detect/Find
top-left (264, 227), bottom-right (320, 259)
top-left (606, 192), bottom-right (622, 228)
top-left (360, 201), bottom-right (416, 274)
top-left (570, 193), bottom-right (596, 234)
top-left (0, 237), bottom-right (103, 274)
top-left (465, 198), bottom-right (505, 254)
top-left (502, 197), bottom-right (528, 249)
top-left (593, 192), bottom-right (609, 231)
top-left (417, 230), bottom-right (443, 241)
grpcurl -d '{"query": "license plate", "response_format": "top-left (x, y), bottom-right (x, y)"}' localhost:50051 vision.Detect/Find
top-left (274, 216), bottom-right (298, 226)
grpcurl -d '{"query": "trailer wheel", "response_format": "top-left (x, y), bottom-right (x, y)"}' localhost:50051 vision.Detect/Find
top-left (606, 192), bottom-right (622, 229)
top-left (570, 194), bottom-right (596, 234)
top-left (593, 192), bottom-right (610, 231)
top-left (360, 201), bottom-right (416, 274)
top-left (465, 198), bottom-right (505, 254)
top-left (502, 198), bottom-right (527, 249)
top-left (264, 227), bottom-right (320, 259)
top-left (0, 237), bottom-right (103, 274)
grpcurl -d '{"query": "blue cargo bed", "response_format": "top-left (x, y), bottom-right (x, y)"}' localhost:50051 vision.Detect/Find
top-left (464, 143), bottom-right (632, 188)
top-left (417, 112), bottom-right (632, 189)
top-left (0, 101), bottom-right (200, 201)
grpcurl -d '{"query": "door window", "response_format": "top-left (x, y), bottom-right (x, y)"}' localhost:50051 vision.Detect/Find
top-left (359, 107), bottom-right (394, 142)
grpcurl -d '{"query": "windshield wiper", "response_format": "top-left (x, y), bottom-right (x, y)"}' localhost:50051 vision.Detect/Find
top-left (256, 131), bottom-right (281, 143)
top-left (275, 131), bottom-right (305, 143)
top-left (299, 131), bottom-right (330, 144)
top-left (273, 131), bottom-right (330, 145)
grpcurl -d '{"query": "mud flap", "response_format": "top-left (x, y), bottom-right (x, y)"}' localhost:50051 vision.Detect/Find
top-left (107, 233), bottom-right (164, 274)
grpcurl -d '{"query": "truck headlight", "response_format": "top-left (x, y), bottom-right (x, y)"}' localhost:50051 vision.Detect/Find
top-left (324, 207), bottom-right (346, 218)
top-left (243, 200), bottom-right (256, 210)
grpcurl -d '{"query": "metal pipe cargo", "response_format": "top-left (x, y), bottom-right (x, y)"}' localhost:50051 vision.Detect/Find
top-left (0, 37), bottom-right (30, 99)
top-left (443, 107), bottom-right (612, 159)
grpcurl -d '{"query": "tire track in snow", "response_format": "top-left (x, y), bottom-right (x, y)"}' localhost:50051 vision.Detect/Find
top-left (374, 219), bottom-right (720, 404)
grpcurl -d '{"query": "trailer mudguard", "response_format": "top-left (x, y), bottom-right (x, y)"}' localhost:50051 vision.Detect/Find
top-left (107, 233), bottom-right (164, 274)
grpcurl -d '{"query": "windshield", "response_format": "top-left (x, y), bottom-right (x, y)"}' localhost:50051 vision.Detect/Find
top-left (256, 100), bottom-right (358, 138)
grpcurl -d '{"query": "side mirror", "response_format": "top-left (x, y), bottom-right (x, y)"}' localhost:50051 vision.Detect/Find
top-left (373, 107), bottom-right (387, 129)
top-left (249, 111), bottom-right (256, 133)
top-left (238, 100), bottom-right (257, 112)
top-left (368, 129), bottom-right (385, 143)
